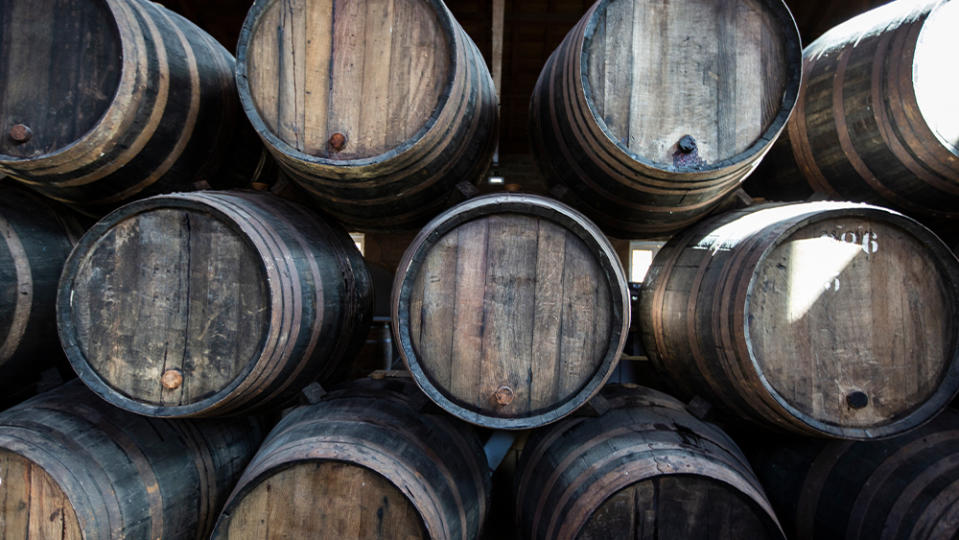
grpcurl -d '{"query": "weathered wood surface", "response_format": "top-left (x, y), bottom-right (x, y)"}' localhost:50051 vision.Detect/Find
top-left (639, 201), bottom-right (959, 438)
top-left (0, 380), bottom-right (264, 540)
top-left (392, 194), bottom-right (630, 429)
top-left (750, 407), bottom-right (959, 540)
top-left (0, 0), bottom-right (268, 216)
top-left (0, 185), bottom-right (82, 388)
top-left (58, 190), bottom-right (372, 417)
top-left (237, 0), bottom-right (498, 231)
top-left (745, 0), bottom-right (959, 220)
top-left (515, 384), bottom-right (784, 540)
top-left (212, 377), bottom-right (489, 540)
top-left (529, 0), bottom-right (801, 237)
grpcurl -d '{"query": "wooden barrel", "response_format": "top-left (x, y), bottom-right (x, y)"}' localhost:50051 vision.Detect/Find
top-left (57, 190), bottom-right (372, 417)
top-left (515, 384), bottom-right (784, 540)
top-left (529, 0), bottom-right (802, 238)
top-left (211, 377), bottom-right (490, 540)
top-left (750, 407), bottom-right (959, 539)
top-left (0, 184), bottom-right (83, 387)
top-left (235, 0), bottom-right (498, 232)
top-left (0, 380), bottom-right (265, 540)
top-left (392, 193), bottom-right (630, 429)
top-left (639, 201), bottom-right (959, 438)
top-left (745, 0), bottom-right (959, 220)
top-left (0, 0), bottom-right (268, 216)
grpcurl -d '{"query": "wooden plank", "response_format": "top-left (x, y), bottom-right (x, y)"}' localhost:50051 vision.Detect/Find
top-left (357, 0), bottom-right (395, 155)
top-left (480, 214), bottom-right (538, 415)
top-left (449, 219), bottom-right (489, 404)
top-left (328, 0), bottom-right (367, 157)
top-left (276, 0), bottom-right (304, 148)
top-left (411, 230), bottom-right (459, 389)
top-left (528, 219), bottom-right (567, 409)
top-left (303, 0), bottom-right (333, 155)
top-left (601, 0), bottom-right (633, 145)
top-left (0, 450), bottom-right (81, 540)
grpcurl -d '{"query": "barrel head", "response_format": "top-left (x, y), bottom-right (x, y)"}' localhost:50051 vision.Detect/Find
top-left (0, 449), bottom-right (82, 540)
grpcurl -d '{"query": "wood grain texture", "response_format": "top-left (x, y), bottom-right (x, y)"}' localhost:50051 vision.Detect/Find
top-left (515, 385), bottom-right (784, 540)
top-left (213, 377), bottom-right (489, 540)
top-left (745, 0), bottom-right (959, 221)
top-left (58, 190), bottom-right (372, 417)
top-left (0, 380), bottom-right (264, 540)
top-left (0, 450), bottom-right (82, 540)
top-left (639, 201), bottom-right (959, 438)
top-left (0, 0), bottom-right (267, 217)
top-left (393, 194), bottom-right (629, 429)
top-left (529, 0), bottom-right (801, 237)
top-left (0, 185), bottom-right (82, 389)
top-left (237, 0), bottom-right (498, 231)
top-left (224, 462), bottom-right (426, 540)
top-left (750, 407), bottom-right (959, 540)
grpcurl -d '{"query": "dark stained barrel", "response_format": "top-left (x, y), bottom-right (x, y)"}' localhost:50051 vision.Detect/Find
top-left (212, 377), bottom-right (490, 540)
top-left (746, 0), bottom-right (959, 220)
top-left (515, 385), bottom-right (784, 540)
top-left (639, 201), bottom-right (959, 438)
top-left (235, 0), bottom-right (498, 232)
top-left (392, 193), bottom-right (630, 429)
top-left (0, 380), bottom-right (264, 540)
top-left (57, 190), bottom-right (372, 417)
top-left (0, 0), bottom-right (268, 216)
top-left (750, 407), bottom-right (959, 540)
top-left (0, 184), bottom-right (83, 387)
top-left (529, 0), bottom-right (802, 238)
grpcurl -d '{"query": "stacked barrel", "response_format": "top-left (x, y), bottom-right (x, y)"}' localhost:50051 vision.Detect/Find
top-left (2, 0), bottom-right (959, 538)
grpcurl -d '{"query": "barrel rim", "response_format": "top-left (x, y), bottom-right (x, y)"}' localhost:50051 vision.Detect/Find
top-left (235, 0), bottom-right (460, 169)
top-left (578, 0), bottom-right (803, 174)
top-left (741, 202), bottom-right (959, 439)
top-left (391, 193), bottom-right (630, 430)
top-left (0, 0), bottom-right (129, 165)
top-left (213, 456), bottom-right (430, 538)
top-left (56, 191), bottom-right (276, 418)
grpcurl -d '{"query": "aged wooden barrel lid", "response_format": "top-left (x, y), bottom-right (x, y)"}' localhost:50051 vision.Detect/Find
top-left (580, 0), bottom-right (798, 170)
top-left (392, 193), bottom-right (630, 429)
top-left (221, 462), bottom-right (427, 539)
top-left (60, 199), bottom-right (270, 414)
top-left (913, 0), bottom-right (959, 156)
top-left (0, 449), bottom-right (82, 539)
top-left (0, 0), bottom-right (121, 161)
top-left (746, 209), bottom-right (958, 434)
top-left (239, 0), bottom-right (453, 161)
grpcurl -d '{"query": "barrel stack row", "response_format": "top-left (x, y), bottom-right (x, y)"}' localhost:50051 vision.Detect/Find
top-left (2, 0), bottom-right (959, 539)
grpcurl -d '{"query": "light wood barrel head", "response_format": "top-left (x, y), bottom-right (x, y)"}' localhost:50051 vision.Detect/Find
top-left (583, 0), bottom-right (791, 168)
top-left (242, 0), bottom-right (452, 160)
top-left (579, 476), bottom-right (781, 539)
top-left (914, 0), bottom-right (959, 155)
top-left (65, 207), bottom-right (269, 409)
top-left (0, 449), bottom-right (82, 540)
top-left (0, 0), bottom-right (121, 160)
top-left (223, 461), bottom-right (426, 540)
top-left (748, 216), bottom-right (955, 430)
top-left (408, 213), bottom-right (612, 420)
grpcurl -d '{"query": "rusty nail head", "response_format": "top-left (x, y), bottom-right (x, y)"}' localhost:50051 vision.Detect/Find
top-left (161, 369), bottom-right (184, 390)
top-left (9, 124), bottom-right (31, 144)
top-left (329, 132), bottom-right (346, 152)
top-left (494, 386), bottom-right (514, 406)
top-left (846, 390), bottom-right (868, 409)
top-left (677, 135), bottom-right (697, 154)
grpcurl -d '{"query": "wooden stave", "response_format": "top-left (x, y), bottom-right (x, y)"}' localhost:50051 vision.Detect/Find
top-left (638, 201), bottom-right (959, 439)
top-left (56, 190), bottom-right (372, 418)
top-left (211, 378), bottom-right (490, 540)
top-left (528, 0), bottom-right (802, 238)
top-left (235, 0), bottom-right (498, 232)
top-left (750, 407), bottom-right (959, 540)
top-left (0, 0), bottom-right (266, 217)
top-left (391, 193), bottom-right (630, 430)
top-left (514, 385), bottom-right (784, 540)
top-left (0, 185), bottom-right (83, 386)
top-left (0, 380), bottom-right (265, 540)
top-left (746, 0), bottom-right (959, 220)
